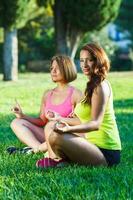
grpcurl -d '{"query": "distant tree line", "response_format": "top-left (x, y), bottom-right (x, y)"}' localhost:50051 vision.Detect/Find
top-left (0, 0), bottom-right (122, 81)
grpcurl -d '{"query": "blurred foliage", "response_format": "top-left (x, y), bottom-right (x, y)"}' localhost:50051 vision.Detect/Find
top-left (0, 0), bottom-right (29, 29)
top-left (0, 0), bottom-right (49, 78)
top-left (115, 0), bottom-right (133, 44)
top-left (0, 45), bottom-right (3, 73)
top-left (0, 28), bottom-right (4, 43)
top-left (0, 29), bottom-right (3, 73)
top-left (0, 0), bottom-right (54, 73)
top-left (52, 0), bottom-right (122, 56)
top-left (37, 0), bottom-right (54, 7)
top-left (111, 49), bottom-right (132, 71)
top-left (1, 0), bottom-right (131, 73)
top-left (0, 0), bottom-right (45, 30)
top-left (62, 0), bottom-right (122, 32)
top-left (18, 14), bottom-right (55, 69)
top-left (76, 27), bottom-right (117, 59)
top-left (113, 0), bottom-right (133, 71)
top-left (75, 27), bottom-right (118, 71)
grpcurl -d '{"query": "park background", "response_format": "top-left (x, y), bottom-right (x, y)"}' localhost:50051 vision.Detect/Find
top-left (0, 0), bottom-right (133, 199)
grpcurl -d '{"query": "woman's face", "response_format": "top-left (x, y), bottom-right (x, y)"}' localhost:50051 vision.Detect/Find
top-left (50, 60), bottom-right (64, 82)
top-left (80, 50), bottom-right (94, 76)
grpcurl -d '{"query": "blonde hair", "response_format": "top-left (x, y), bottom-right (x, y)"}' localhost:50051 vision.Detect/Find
top-left (51, 55), bottom-right (77, 83)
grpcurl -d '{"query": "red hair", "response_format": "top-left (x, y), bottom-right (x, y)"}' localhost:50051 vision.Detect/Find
top-left (81, 43), bottom-right (110, 104)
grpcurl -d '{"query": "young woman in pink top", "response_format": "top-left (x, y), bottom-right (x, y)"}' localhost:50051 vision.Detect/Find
top-left (10, 55), bottom-right (82, 155)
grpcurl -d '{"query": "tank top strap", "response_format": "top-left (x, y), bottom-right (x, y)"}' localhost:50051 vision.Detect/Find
top-left (45, 90), bottom-right (53, 103)
top-left (46, 86), bottom-right (74, 105)
top-left (105, 80), bottom-right (112, 98)
top-left (68, 86), bottom-right (75, 98)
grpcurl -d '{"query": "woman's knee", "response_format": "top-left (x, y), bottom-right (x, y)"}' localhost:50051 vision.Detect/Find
top-left (49, 131), bottom-right (62, 147)
top-left (10, 118), bottom-right (26, 130)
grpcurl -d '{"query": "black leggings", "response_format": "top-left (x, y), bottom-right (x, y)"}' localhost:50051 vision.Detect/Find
top-left (98, 147), bottom-right (121, 167)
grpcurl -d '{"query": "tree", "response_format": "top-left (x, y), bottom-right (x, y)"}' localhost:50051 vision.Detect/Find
top-left (0, 0), bottom-right (45, 81)
top-left (53, 0), bottom-right (122, 59)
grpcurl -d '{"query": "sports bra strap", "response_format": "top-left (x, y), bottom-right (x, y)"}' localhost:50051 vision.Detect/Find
top-left (49, 86), bottom-right (74, 101)
top-left (67, 86), bottom-right (75, 98)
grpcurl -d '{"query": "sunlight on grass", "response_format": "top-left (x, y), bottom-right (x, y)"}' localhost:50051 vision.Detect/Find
top-left (0, 72), bottom-right (133, 199)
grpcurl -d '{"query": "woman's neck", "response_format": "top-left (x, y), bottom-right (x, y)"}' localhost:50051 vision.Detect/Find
top-left (56, 83), bottom-right (69, 92)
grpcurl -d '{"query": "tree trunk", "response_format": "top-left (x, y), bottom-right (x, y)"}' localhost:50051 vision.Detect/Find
top-left (54, 0), bottom-right (67, 54)
top-left (66, 27), bottom-right (82, 60)
top-left (54, 1), bottom-right (82, 58)
top-left (3, 29), bottom-right (18, 81)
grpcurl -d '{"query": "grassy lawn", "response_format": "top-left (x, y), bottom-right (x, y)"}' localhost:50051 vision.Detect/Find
top-left (0, 72), bottom-right (133, 200)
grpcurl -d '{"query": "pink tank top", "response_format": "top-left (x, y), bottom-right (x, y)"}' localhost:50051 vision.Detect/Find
top-left (44, 86), bottom-right (75, 117)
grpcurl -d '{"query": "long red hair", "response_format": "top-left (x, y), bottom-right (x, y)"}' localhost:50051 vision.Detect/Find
top-left (81, 43), bottom-right (110, 104)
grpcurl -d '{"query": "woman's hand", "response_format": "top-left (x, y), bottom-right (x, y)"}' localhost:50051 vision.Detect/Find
top-left (11, 100), bottom-right (24, 119)
top-left (54, 121), bottom-right (70, 133)
top-left (46, 110), bottom-right (61, 121)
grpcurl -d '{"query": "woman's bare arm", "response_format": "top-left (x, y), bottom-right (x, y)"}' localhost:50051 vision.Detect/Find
top-left (56, 82), bottom-right (110, 133)
top-left (20, 90), bottom-right (49, 126)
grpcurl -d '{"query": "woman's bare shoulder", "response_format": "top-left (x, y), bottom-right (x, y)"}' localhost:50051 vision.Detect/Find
top-left (101, 80), bottom-right (111, 97)
top-left (94, 80), bottom-right (110, 98)
top-left (72, 87), bottom-right (83, 103)
top-left (42, 89), bottom-right (52, 100)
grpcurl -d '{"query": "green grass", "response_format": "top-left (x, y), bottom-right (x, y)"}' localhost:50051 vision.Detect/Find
top-left (0, 72), bottom-right (133, 200)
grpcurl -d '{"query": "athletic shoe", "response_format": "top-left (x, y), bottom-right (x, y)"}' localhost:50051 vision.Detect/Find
top-left (36, 157), bottom-right (68, 168)
top-left (19, 147), bottom-right (33, 154)
top-left (6, 146), bottom-right (17, 154)
top-left (6, 146), bottom-right (33, 155)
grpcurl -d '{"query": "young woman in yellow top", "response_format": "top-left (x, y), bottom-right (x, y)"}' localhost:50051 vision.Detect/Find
top-left (38, 43), bottom-right (121, 168)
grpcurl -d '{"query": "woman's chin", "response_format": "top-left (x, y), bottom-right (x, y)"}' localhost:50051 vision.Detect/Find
top-left (52, 77), bottom-right (57, 82)
top-left (83, 71), bottom-right (90, 76)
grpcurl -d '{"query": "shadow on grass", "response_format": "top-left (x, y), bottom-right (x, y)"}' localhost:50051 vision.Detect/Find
top-left (114, 98), bottom-right (133, 110)
top-left (113, 99), bottom-right (133, 167)
top-left (113, 99), bottom-right (133, 140)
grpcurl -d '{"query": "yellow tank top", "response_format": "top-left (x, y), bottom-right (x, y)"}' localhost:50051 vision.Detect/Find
top-left (74, 83), bottom-right (121, 150)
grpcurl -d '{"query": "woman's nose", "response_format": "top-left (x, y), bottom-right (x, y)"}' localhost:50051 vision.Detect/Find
top-left (83, 60), bottom-right (88, 67)
top-left (51, 68), bottom-right (56, 73)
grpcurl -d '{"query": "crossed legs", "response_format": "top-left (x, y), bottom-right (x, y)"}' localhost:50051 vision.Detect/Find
top-left (45, 121), bottom-right (107, 166)
top-left (11, 119), bottom-right (107, 166)
top-left (10, 118), bottom-right (45, 149)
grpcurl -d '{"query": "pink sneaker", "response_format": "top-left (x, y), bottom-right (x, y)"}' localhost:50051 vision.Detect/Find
top-left (36, 157), bottom-right (68, 168)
